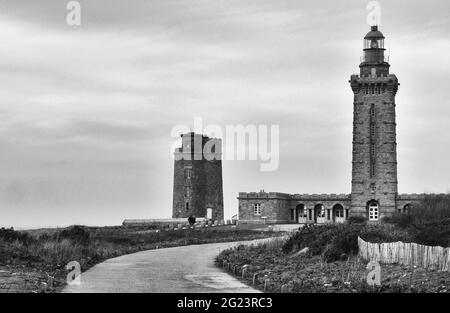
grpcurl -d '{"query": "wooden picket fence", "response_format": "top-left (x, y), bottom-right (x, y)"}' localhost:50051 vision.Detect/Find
top-left (357, 237), bottom-right (450, 271)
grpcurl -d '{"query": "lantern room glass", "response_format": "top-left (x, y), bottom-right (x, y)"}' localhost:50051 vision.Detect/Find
top-left (364, 39), bottom-right (384, 49)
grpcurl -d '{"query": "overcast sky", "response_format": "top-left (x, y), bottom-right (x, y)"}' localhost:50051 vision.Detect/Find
top-left (0, 0), bottom-right (449, 228)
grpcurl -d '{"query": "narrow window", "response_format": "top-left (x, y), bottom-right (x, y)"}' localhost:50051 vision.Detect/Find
top-left (186, 168), bottom-right (192, 179)
top-left (370, 104), bottom-right (376, 177)
top-left (186, 202), bottom-right (189, 211)
top-left (253, 203), bottom-right (262, 215)
top-left (186, 186), bottom-right (191, 198)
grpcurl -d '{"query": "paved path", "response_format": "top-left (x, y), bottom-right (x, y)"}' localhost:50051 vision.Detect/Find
top-left (63, 239), bottom-right (276, 293)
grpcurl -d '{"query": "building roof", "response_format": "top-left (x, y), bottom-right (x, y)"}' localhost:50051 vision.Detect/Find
top-left (364, 25), bottom-right (385, 39)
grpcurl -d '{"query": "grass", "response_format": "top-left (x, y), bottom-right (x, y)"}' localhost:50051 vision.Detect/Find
top-left (0, 224), bottom-right (280, 293)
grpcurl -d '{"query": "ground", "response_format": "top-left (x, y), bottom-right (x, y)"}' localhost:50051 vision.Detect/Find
top-left (63, 239), bottom-right (276, 293)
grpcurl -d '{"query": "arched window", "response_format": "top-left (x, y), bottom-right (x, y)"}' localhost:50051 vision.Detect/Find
top-left (403, 204), bottom-right (412, 213)
top-left (296, 204), bottom-right (306, 218)
top-left (333, 204), bottom-right (344, 219)
top-left (368, 200), bottom-right (379, 221)
top-left (314, 204), bottom-right (325, 218)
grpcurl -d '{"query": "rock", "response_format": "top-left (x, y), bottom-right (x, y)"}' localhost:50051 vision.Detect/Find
top-left (290, 247), bottom-right (309, 258)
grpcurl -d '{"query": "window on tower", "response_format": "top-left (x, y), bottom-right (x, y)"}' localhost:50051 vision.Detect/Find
top-left (368, 201), bottom-right (379, 221)
top-left (253, 203), bottom-right (262, 215)
top-left (370, 104), bottom-right (376, 177)
top-left (370, 145), bottom-right (376, 176)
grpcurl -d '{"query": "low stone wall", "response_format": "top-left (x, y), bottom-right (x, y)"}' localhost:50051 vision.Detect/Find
top-left (122, 218), bottom-right (206, 227)
top-left (122, 218), bottom-right (236, 229)
top-left (237, 219), bottom-right (288, 225)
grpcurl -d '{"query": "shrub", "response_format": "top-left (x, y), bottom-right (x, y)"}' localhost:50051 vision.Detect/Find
top-left (37, 239), bottom-right (80, 264)
top-left (413, 194), bottom-right (450, 224)
top-left (347, 216), bottom-right (367, 225)
top-left (56, 225), bottom-right (90, 246)
top-left (383, 195), bottom-right (450, 246)
top-left (0, 227), bottom-right (34, 245)
top-left (388, 194), bottom-right (450, 228)
top-left (409, 219), bottom-right (450, 247)
top-left (282, 224), bottom-right (365, 261)
top-left (321, 226), bottom-right (361, 262)
top-left (382, 213), bottom-right (413, 228)
top-left (282, 223), bottom-right (412, 262)
top-left (359, 224), bottom-right (411, 243)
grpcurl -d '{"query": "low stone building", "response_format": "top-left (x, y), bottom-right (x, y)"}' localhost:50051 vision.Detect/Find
top-left (238, 26), bottom-right (427, 224)
top-left (238, 191), bottom-right (426, 224)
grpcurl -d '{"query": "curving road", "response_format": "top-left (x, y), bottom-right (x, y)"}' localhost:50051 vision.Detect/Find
top-left (62, 239), bottom-right (273, 293)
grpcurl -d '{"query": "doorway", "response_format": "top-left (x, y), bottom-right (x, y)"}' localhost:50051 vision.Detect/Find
top-left (206, 208), bottom-right (213, 220)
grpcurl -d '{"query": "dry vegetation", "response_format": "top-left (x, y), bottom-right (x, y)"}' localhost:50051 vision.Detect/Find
top-left (218, 239), bottom-right (449, 293)
top-left (217, 195), bottom-right (450, 293)
top-left (0, 224), bottom-right (278, 293)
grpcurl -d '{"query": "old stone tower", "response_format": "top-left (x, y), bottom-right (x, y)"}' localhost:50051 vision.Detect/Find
top-left (349, 26), bottom-right (399, 220)
top-left (172, 132), bottom-right (224, 220)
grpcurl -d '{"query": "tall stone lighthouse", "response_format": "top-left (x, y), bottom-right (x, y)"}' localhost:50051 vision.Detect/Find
top-left (235, 24), bottom-right (425, 225)
top-left (349, 26), bottom-right (400, 221)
